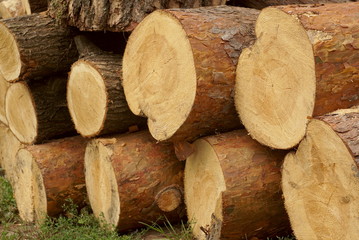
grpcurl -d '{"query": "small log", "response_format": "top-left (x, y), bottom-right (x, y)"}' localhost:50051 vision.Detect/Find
top-left (0, 0), bottom-right (27, 19)
top-left (123, 6), bottom-right (259, 142)
top-left (85, 131), bottom-right (185, 231)
top-left (235, 2), bottom-right (359, 149)
top-left (67, 36), bottom-right (146, 137)
top-left (185, 130), bottom-right (290, 240)
top-left (0, 12), bottom-right (78, 82)
top-left (228, 0), bottom-right (354, 9)
top-left (13, 136), bottom-right (87, 223)
top-left (48, 0), bottom-right (226, 32)
top-left (5, 76), bottom-right (76, 144)
top-left (0, 75), bottom-right (10, 125)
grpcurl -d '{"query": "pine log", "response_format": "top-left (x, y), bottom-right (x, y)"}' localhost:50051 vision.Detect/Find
top-left (85, 131), bottom-right (185, 231)
top-left (282, 112), bottom-right (359, 240)
top-left (5, 76), bottom-right (76, 144)
top-left (235, 2), bottom-right (359, 150)
top-left (228, 0), bottom-right (355, 9)
top-left (0, 13), bottom-right (78, 82)
top-left (0, 0), bottom-right (27, 19)
top-left (48, 0), bottom-right (226, 32)
top-left (67, 47), bottom-right (146, 137)
top-left (0, 75), bottom-right (10, 125)
top-left (13, 136), bottom-right (87, 223)
top-left (123, 6), bottom-right (259, 142)
top-left (185, 130), bottom-right (290, 240)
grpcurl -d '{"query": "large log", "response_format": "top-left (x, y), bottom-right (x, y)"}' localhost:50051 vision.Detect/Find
top-left (0, 12), bottom-right (78, 82)
top-left (85, 131), bottom-right (185, 231)
top-left (235, 2), bottom-right (359, 149)
top-left (185, 130), bottom-right (290, 240)
top-left (5, 76), bottom-right (76, 144)
top-left (0, 75), bottom-right (10, 125)
top-left (282, 110), bottom-right (359, 240)
top-left (67, 38), bottom-right (146, 137)
top-left (48, 0), bottom-right (226, 32)
top-left (227, 0), bottom-right (355, 9)
top-left (13, 136), bottom-right (87, 223)
top-left (123, 6), bottom-right (259, 142)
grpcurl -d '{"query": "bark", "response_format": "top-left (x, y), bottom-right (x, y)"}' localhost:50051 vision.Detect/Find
top-left (6, 76), bottom-right (76, 144)
top-left (0, 13), bottom-right (78, 82)
top-left (85, 131), bottom-right (185, 232)
top-left (13, 136), bottom-right (87, 222)
top-left (228, 0), bottom-right (355, 9)
top-left (123, 6), bottom-right (259, 142)
top-left (48, 0), bottom-right (226, 32)
top-left (26, 0), bottom-right (47, 12)
top-left (185, 130), bottom-right (290, 240)
top-left (67, 44), bottom-right (146, 137)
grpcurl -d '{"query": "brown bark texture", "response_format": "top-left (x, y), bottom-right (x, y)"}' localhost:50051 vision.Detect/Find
top-left (72, 53), bottom-right (146, 137)
top-left (23, 76), bottom-right (76, 144)
top-left (316, 110), bottom-right (359, 164)
top-left (162, 6), bottom-right (259, 142)
top-left (229, 0), bottom-right (355, 9)
top-left (198, 130), bottom-right (290, 239)
top-left (27, 0), bottom-right (47, 12)
top-left (275, 3), bottom-right (359, 116)
top-left (96, 131), bottom-right (185, 231)
top-left (21, 136), bottom-right (88, 217)
top-left (0, 13), bottom-right (78, 82)
top-left (48, 0), bottom-right (226, 32)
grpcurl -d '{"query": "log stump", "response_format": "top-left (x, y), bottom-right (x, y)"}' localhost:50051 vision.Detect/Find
top-left (123, 6), bottom-right (259, 142)
top-left (5, 76), bottom-right (76, 144)
top-left (67, 51), bottom-right (146, 137)
top-left (0, 13), bottom-right (78, 82)
top-left (185, 130), bottom-right (290, 240)
top-left (282, 111), bottom-right (359, 240)
top-left (85, 131), bottom-right (185, 231)
top-left (13, 136), bottom-right (87, 223)
top-left (235, 2), bottom-right (359, 149)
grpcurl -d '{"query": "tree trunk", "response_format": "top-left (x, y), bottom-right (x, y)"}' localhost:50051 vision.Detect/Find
top-left (85, 131), bottom-right (185, 232)
top-left (282, 110), bottom-right (359, 240)
top-left (123, 6), bottom-right (259, 142)
top-left (0, 13), bottom-right (78, 82)
top-left (0, 0), bottom-right (27, 19)
top-left (67, 44), bottom-right (146, 137)
top-left (5, 76), bottom-right (76, 144)
top-left (228, 0), bottom-right (355, 9)
top-left (185, 130), bottom-right (290, 240)
top-left (0, 75), bottom-right (10, 125)
top-left (48, 0), bottom-right (226, 32)
top-left (13, 136), bottom-right (87, 223)
top-left (235, 2), bottom-right (359, 150)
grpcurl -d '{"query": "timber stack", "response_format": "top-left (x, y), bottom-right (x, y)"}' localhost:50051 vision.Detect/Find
top-left (0, 0), bottom-right (357, 239)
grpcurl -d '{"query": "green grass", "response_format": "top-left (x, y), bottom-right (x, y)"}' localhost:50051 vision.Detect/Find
top-left (0, 175), bottom-right (295, 239)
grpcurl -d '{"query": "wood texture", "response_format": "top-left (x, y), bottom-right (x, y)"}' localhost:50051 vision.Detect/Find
top-left (228, 0), bottom-right (355, 9)
top-left (85, 131), bottom-right (185, 231)
top-left (185, 130), bottom-right (290, 240)
top-left (0, 13), bottom-right (78, 82)
top-left (0, 0), bottom-right (27, 19)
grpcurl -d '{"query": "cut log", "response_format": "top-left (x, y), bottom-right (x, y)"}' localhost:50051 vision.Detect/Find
top-left (67, 39), bottom-right (146, 137)
top-left (0, 13), bottom-right (78, 82)
top-left (0, 75), bottom-right (10, 125)
top-left (282, 114), bottom-right (359, 240)
top-left (5, 76), bottom-right (76, 144)
top-left (184, 130), bottom-right (290, 240)
top-left (13, 136), bottom-right (87, 223)
top-left (0, 0), bottom-right (27, 19)
top-left (85, 131), bottom-right (185, 231)
top-left (48, 0), bottom-right (226, 32)
top-left (123, 6), bottom-right (259, 142)
top-left (235, 2), bottom-right (359, 149)
top-left (227, 0), bottom-right (355, 9)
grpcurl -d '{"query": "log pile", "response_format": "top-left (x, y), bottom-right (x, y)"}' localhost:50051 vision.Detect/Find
top-left (0, 1), bottom-right (357, 239)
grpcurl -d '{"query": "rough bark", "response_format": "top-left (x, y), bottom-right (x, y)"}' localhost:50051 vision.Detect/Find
top-left (228, 0), bottom-right (356, 9)
top-left (235, 2), bottom-right (359, 149)
top-left (0, 0), bottom-right (27, 19)
top-left (25, 0), bottom-right (47, 13)
top-left (185, 130), bottom-right (290, 240)
top-left (13, 136), bottom-right (87, 222)
top-left (67, 46), bottom-right (146, 137)
top-left (0, 13), bottom-right (78, 82)
top-left (123, 6), bottom-right (259, 142)
top-left (85, 131), bottom-right (185, 231)
top-left (6, 76), bottom-right (76, 144)
top-left (48, 0), bottom-right (226, 32)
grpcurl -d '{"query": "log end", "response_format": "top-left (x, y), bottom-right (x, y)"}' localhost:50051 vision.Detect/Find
top-left (5, 82), bottom-right (37, 144)
top-left (282, 119), bottom-right (359, 239)
top-left (0, 75), bottom-right (10, 125)
top-left (85, 139), bottom-right (120, 229)
top-left (155, 185), bottom-right (182, 212)
top-left (0, 22), bottom-right (21, 82)
top-left (67, 60), bottom-right (108, 137)
top-left (123, 10), bottom-right (196, 141)
top-left (184, 139), bottom-right (226, 240)
top-left (235, 7), bottom-right (316, 149)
